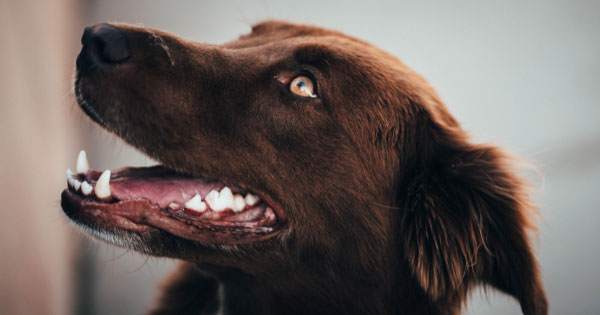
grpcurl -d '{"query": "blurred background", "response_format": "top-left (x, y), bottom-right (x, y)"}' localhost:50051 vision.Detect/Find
top-left (1, 0), bottom-right (598, 314)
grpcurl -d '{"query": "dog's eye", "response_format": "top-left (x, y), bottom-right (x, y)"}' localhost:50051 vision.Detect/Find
top-left (289, 75), bottom-right (317, 98)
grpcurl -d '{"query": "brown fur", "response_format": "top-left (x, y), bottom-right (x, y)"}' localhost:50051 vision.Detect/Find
top-left (72, 21), bottom-right (547, 314)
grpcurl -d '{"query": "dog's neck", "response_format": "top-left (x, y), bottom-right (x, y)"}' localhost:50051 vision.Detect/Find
top-left (195, 253), bottom-right (397, 314)
top-left (210, 267), bottom-right (390, 314)
top-left (185, 207), bottom-right (437, 314)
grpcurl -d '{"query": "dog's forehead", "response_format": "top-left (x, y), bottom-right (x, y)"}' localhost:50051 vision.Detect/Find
top-left (223, 20), bottom-right (369, 54)
top-left (236, 20), bottom-right (351, 44)
top-left (216, 22), bottom-right (405, 76)
top-left (213, 22), bottom-right (448, 117)
top-left (252, 20), bottom-right (340, 37)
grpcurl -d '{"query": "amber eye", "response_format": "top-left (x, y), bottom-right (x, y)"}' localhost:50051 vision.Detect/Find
top-left (289, 75), bottom-right (317, 98)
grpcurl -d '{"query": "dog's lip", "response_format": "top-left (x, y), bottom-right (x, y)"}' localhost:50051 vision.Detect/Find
top-left (62, 189), bottom-right (283, 244)
top-left (62, 161), bottom-right (287, 244)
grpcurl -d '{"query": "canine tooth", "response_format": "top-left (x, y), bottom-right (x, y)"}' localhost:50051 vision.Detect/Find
top-left (204, 190), bottom-right (221, 211)
top-left (81, 181), bottom-right (93, 195)
top-left (219, 187), bottom-right (234, 210)
top-left (245, 193), bottom-right (260, 206)
top-left (76, 150), bottom-right (89, 174)
top-left (233, 194), bottom-right (246, 212)
top-left (185, 194), bottom-right (207, 212)
top-left (95, 170), bottom-right (111, 199)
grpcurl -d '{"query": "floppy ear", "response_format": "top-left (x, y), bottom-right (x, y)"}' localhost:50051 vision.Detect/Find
top-left (397, 120), bottom-right (548, 314)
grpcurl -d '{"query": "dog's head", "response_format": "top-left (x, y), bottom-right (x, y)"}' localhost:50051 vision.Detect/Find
top-left (63, 21), bottom-right (546, 313)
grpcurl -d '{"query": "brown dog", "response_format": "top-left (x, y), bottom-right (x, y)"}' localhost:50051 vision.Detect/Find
top-left (62, 21), bottom-right (547, 314)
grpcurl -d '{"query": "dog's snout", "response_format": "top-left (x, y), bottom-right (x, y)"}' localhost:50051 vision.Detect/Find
top-left (76, 23), bottom-right (131, 73)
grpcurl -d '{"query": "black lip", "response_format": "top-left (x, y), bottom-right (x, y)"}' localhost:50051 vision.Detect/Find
top-left (62, 189), bottom-right (285, 245)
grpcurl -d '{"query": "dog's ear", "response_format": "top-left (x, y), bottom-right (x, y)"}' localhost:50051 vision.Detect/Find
top-left (396, 109), bottom-right (548, 314)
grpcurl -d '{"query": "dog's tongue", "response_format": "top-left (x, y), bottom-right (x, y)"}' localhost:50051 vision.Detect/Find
top-left (109, 177), bottom-right (225, 208)
top-left (80, 166), bottom-right (226, 208)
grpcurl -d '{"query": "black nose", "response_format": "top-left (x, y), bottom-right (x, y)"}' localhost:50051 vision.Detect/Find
top-left (76, 23), bottom-right (131, 73)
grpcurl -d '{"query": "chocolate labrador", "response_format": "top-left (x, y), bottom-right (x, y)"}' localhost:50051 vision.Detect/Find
top-left (61, 21), bottom-right (547, 314)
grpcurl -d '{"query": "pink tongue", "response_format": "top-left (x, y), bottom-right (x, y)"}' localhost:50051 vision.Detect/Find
top-left (109, 177), bottom-right (225, 208)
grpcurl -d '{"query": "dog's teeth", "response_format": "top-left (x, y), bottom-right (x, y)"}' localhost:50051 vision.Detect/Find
top-left (95, 170), bottom-right (111, 199)
top-left (233, 194), bottom-right (246, 212)
top-left (204, 190), bottom-right (221, 211)
top-left (72, 179), bottom-right (81, 191)
top-left (184, 194), bottom-right (207, 212)
top-left (219, 187), bottom-right (234, 210)
top-left (81, 181), bottom-right (93, 195)
top-left (168, 202), bottom-right (180, 210)
top-left (66, 168), bottom-right (81, 190)
top-left (245, 193), bottom-right (260, 206)
top-left (76, 150), bottom-right (89, 174)
top-left (66, 168), bottom-right (74, 187)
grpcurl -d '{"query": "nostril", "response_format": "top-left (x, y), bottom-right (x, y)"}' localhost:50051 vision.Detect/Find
top-left (77, 23), bottom-right (131, 72)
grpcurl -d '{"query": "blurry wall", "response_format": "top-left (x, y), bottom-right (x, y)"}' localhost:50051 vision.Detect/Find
top-left (1, 0), bottom-right (598, 314)
top-left (0, 0), bottom-right (80, 314)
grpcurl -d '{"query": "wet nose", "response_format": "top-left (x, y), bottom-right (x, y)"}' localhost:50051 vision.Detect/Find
top-left (76, 23), bottom-right (131, 73)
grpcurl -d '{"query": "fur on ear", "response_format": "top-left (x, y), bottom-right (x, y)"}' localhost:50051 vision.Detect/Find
top-left (397, 123), bottom-right (548, 314)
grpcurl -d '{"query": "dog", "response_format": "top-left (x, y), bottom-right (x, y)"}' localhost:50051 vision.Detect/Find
top-left (61, 21), bottom-right (548, 314)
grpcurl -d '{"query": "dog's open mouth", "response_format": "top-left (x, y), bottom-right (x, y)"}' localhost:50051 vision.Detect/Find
top-left (62, 151), bottom-right (285, 244)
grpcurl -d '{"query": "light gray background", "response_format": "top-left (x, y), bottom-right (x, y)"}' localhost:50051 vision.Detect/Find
top-left (75, 1), bottom-right (600, 314)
